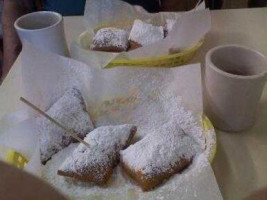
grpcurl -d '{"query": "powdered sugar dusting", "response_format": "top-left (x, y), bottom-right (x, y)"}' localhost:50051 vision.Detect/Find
top-left (128, 92), bottom-right (207, 152)
top-left (43, 144), bottom-right (138, 199)
top-left (42, 142), bottom-right (214, 200)
top-left (165, 19), bottom-right (176, 34)
top-left (120, 122), bottom-right (201, 176)
top-left (58, 125), bottom-right (136, 182)
top-left (37, 88), bottom-right (94, 164)
top-left (90, 28), bottom-right (129, 51)
top-left (129, 20), bottom-right (164, 46)
top-left (42, 93), bottom-right (216, 199)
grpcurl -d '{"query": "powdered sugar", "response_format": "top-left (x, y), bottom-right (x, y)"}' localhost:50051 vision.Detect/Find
top-left (120, 122), bottom-right (201, 176)
top-left (42, 139), bottom-right (214, 200)
top-left (90, 28), bottom-right (129, 51)
top-left (43, 144), bottom-right (137, 199)
top-left (42, 93), bottom-right (216, 199)
top-left (58, 124), bottom-right (136, 183)
top-left (37, 88), bottom-right (94, 164)
top-left (129, 19), bottom-right (164, 46)
top-left (129, 92), bottom-right (206, 151)
top-left (165, 19), bottom-right (176, 34)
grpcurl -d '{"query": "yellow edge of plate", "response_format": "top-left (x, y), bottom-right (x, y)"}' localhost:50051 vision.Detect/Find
top-left (6, 149), bottom-right (28, 169)
top-left (202, 115), bottom-right (217, 164)
top-left (105, 40), bottom-right (204, 68)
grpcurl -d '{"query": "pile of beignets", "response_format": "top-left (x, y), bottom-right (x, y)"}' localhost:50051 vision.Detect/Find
top-left (38, 88), bottom-right (200, 191)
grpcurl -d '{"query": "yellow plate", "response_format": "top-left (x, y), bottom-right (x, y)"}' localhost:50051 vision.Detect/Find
top-left (202, 115), bottom-right (217, 163)
top-left (106, 40), bottom-right (203, 68)
top-left (76, 30), bottom-right (203, 68)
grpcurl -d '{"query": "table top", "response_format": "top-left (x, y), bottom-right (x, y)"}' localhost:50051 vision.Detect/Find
top-left (0, 8), bottom-right (267, 200)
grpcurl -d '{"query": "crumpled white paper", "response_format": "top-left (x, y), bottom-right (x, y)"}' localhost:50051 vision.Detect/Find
top-left (71, 0), bottom-right (211, 68)
top-left (0, 43), bottom-right (222, 200)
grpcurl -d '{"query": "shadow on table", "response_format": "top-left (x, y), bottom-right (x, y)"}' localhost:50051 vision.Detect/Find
top-left (212, 132), bottom-right (257, 200)
top-left (211, 91), bottom-right (267, 200)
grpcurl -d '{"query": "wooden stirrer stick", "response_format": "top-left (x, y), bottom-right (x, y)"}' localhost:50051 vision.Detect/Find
top-left (20, 97), bottom-right (90, 148)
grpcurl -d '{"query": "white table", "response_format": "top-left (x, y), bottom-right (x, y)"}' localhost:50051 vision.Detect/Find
top-left (0, 8), bottom-right (267, 200)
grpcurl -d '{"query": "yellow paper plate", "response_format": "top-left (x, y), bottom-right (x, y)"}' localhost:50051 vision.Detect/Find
top-left (202, 115), bottom-right (217, 163)
top-left (106, 40), bottom-right (203, 68)
top-left (76, 29), bottom-right (203, 68)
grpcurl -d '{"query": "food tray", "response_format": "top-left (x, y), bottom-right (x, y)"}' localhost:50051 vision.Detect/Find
top-left (76, 29), bottom-right (203, 68)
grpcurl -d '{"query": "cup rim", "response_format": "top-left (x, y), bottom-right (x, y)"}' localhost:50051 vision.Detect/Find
top-left (206, 44), bottom-right (267, 80)
top-left (14, 11), bottom-right (62, 32)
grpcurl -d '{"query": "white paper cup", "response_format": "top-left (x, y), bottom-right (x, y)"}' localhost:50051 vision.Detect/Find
top-left (14, 11), bottom-right (69, 56)
top-left (204, 45), bottom-right (267, 132)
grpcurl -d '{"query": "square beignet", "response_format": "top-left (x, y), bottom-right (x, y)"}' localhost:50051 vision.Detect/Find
top-left (58, 125), bottom-right (137, 185)
top-left (38, 88), bottom-right (94, 165)
top-left (129, 19), bottom-right (164, 50)
top-left (90, 28), bottom-right (129, 52)
top-left (120, 122), bottom-right (200, 191)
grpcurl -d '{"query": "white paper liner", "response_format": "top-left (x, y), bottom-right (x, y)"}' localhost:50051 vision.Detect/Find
top-left (71, 0), bottom-right (211, 68)
top-left (0, 43), bottom-right (222, 199)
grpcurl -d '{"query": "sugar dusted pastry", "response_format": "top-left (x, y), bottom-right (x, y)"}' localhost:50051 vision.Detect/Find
top-left (58, 124), bottom-right (137, 185)
top-left (120, 122), bottom-right (200, 191)
top-left (129, 19), bottom-right (164, 50)
top-left (90, 27), bottom-right (129, 52)
top-left (38, 88), bottom-right (94, 164)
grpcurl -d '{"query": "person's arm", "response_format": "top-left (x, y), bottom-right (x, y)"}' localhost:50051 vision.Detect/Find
top-left (1, 0), bottom-right (36, 82)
